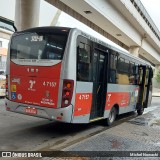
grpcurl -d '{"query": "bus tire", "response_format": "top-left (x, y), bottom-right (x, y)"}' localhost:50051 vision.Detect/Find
top-left (105, 107), bottom-right (117, 126)
top-left (137, 108), bottom-right (144, 115)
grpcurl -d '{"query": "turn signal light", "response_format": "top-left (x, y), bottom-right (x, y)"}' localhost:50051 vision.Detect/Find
top-left (61, 79), bottom-right (74, 108)
top-left (66, 83), bottom-right (71, 89)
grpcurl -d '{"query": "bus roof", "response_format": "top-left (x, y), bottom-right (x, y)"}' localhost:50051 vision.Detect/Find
top-left (15, 26), bottom-right (71, 35)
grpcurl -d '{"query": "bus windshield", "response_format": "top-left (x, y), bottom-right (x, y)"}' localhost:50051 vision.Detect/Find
top-left (10, 32), bottom-right (68, 60)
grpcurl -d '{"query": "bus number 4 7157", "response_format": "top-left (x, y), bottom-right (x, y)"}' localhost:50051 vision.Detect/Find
top-left (79, 94), bottom-right (90, 100)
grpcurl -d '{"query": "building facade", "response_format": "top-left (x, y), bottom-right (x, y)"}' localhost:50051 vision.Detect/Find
top-left (0, 38), bottom-right (8, 72)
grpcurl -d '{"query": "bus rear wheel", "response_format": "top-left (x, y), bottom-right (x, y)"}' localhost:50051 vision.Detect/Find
top-left (137, 108), bottom-right (144, 115)
top-left (105, 107), bottom-right (117, 126)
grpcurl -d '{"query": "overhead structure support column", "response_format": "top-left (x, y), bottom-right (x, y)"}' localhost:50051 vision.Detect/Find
top-left (129, 46), bottom-right (140, 57)
top-left (15, 0), bottom-right (40, 31)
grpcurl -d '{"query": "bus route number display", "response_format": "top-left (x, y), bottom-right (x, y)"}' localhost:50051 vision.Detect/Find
top-left (31, 36), bottom-right (43, 42)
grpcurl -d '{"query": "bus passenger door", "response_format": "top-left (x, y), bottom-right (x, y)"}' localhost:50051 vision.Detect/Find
top-left (135, 65), bottom-right (153, 109)
top-left (90, 49), bottom-right (108, 120)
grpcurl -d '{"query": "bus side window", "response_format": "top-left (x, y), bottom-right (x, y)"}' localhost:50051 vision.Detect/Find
top-left (109, 69), bottom-right (116, 83)
top-left (138, 68), bottom-right (143, 85)
top-left (108, 53), bottom-right (117, 83)
top-left (77, 43), bottom-right (92, 82)
top-left (129, 62), bottom-right (135, 84)
top-left (117, 57), bottom-right (130, 85)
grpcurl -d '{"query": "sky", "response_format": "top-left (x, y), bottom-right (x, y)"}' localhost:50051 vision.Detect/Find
top-left (140, 0), bottom-right (160, 30)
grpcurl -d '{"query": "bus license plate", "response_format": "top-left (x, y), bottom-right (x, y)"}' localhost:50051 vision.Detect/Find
top-left (25, 107), bottom-right (37, 115)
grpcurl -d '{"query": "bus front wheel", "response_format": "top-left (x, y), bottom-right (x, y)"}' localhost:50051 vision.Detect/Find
top-left (105, 107), bottom-right (117, 126)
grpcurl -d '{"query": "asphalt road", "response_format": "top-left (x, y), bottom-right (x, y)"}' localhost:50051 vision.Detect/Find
top-left (0, 97), bottom-right (159, 152)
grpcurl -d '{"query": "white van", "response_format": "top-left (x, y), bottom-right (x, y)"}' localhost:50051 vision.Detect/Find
top-left (0, 75), bottom-right (6, 97)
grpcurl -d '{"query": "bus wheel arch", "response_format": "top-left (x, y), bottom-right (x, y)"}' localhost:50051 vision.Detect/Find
top-left (104, 104), bottom-right (119, 126)
top-left (113, 104), bottom-right (119, 115)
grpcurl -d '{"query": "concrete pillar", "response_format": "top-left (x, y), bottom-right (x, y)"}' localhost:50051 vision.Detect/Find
top-left (129, 46), bottom-right (140, 57)
top-left (15, 0), bottom-right (40, 31)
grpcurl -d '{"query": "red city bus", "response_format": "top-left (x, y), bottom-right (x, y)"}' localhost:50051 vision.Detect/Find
top-left (5, 27), bottom-right (153, 125)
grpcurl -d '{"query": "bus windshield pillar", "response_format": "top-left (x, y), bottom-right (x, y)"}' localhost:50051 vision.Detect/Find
top-left (129, 46), bottom-right (140, 57)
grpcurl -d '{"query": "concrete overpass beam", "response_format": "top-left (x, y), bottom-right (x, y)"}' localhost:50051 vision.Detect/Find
top-left (15, 0), bottom-right (40, 31)
top-left (129, 46), bottom-right (140, 57)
